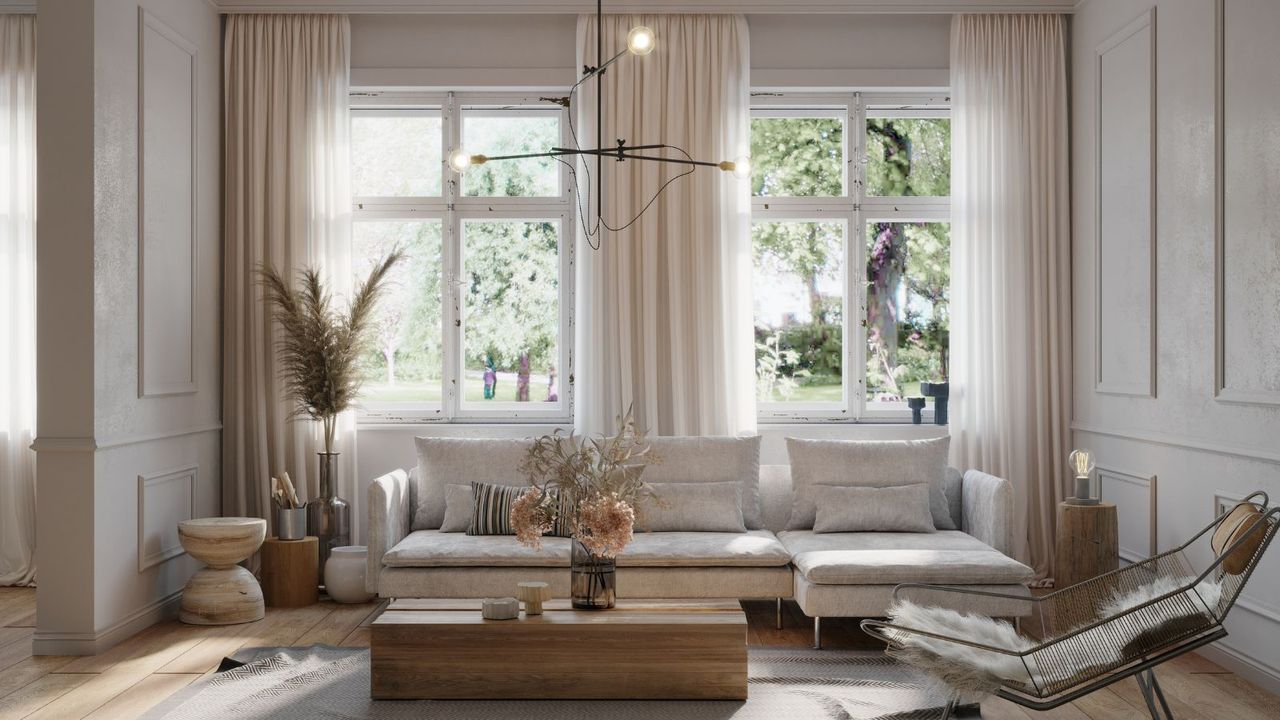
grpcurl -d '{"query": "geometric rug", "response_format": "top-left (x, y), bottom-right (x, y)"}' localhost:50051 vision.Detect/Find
top-left (141, 646), bottom-right (980, 719)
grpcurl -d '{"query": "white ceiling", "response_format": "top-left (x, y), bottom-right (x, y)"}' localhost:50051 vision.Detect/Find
top-left (214, 0), bottom-right (1076, 13)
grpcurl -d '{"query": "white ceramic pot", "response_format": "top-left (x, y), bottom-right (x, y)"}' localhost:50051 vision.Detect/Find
top-left (324, 545), bottom-right (373, 603)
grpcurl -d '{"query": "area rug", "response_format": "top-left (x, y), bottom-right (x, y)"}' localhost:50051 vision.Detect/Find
top-left (142, 646), bottom-right (979, 720)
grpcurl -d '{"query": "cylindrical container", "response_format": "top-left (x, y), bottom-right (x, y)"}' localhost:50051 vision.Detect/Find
top-left (307, 451), bottom-right (351, 573)
top-left (324, 545), bottom-right (373, 603)
top-left (276, 507), bottom-right (307, 541)
top-left (570, 540), bottom-right (616, 609)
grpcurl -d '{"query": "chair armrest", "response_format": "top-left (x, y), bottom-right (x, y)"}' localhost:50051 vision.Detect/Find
top-left (367, 469), bottom-right (412, 595)
top-left (962, 469), bottom-right (1014, 555)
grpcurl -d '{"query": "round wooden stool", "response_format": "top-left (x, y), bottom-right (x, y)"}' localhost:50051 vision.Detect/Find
top-left (262, 536), bottom-right (319, 607)
top-left (1055, 502), bottom-right (1119, 588)
top-left (178, 517), bottom-right (266, 625)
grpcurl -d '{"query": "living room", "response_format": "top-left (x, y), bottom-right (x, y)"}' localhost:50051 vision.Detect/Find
top-left (1, 0), bottom-right (1277, 718)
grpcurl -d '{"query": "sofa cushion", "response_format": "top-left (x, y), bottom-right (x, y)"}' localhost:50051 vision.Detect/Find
top-left (779, 530), bottom-right (1034, 586)
top-left (619, 530), bottom-right (792, 567)
top-left (384, 530), bottom-right (571, 568)
top-left (637, 482), bottom-right (746, 533)
top-left (413, 437), bottom-right (533, 530)
top-left (785, 436), bottom-right (954, 531)
top-left (641, 436), bottom-right (764, 529)
top-left (812, 484), bottom-right (935, 533)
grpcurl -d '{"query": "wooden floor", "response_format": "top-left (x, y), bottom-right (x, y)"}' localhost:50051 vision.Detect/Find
top-left (1, 587), bottom-right (1276, 719)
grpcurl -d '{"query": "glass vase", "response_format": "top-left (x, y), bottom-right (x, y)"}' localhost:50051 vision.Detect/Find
top-left (570, 540), bottom-right (616, 609)
top-left (306, 451), bottom-right (350, 574)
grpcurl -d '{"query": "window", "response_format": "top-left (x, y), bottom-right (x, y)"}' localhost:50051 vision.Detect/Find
top-left (352, 94), bottom-right (573, 422)
top-left (751, 94), bottom-right (950, 420)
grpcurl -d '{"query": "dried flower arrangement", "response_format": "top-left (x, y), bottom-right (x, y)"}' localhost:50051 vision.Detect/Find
top-left (512, 409), bottom-right (657, 558)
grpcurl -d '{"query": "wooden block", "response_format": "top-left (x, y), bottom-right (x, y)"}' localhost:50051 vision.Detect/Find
top-left (1055, 502), bottom-right (1119, 589)
top-left (370, 603), bottom-right (747, 700)
top-left (261, 537), bottom-right (319, 608)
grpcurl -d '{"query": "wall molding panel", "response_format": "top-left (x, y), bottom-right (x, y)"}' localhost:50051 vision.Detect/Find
top-left (137, 464), bottom-right (198, 572)
top-left (1213, 0), bottom-right (1280, 407)
top-left (1099, 466), bottom-right (1156, 562)
top-left (137, 8), bottom-right (199, 398)
top-left (1073, 421), bottom-right (1280, 467)
top-left (1093, 7), bottom-right (1157, 398)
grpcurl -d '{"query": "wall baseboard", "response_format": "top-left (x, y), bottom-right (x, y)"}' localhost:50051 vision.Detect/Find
top-left (32, 590), bottom-right (182, 656)
top-left (1197, 642), bottom-right (1280, 696)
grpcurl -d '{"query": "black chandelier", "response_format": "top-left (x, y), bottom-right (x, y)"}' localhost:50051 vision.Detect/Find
top-left (447, 0), bottom-right (750, 249)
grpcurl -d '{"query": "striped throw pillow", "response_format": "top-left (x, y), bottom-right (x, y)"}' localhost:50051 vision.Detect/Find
top-left (467, 481), bottom-right (575, 537)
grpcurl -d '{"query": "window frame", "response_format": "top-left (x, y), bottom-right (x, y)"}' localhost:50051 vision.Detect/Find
top-left (751, 91), bottom-right (951, 422)
top-left (352, 91), bottom-right (576, 424)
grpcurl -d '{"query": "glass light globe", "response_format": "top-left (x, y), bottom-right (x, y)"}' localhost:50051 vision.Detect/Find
top-left (627, 26), bottom-right (655, 55)
top-left (1067, 449), bottom-right (1095, 478)
top-left (448, 149), bottom-right (473, 173)
top-left (731, 155), bottom-right (751, 179)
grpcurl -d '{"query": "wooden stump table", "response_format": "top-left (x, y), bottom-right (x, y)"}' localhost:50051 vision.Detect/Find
top-left (261, 536), bottom-right (319, 608)
top-left (178, 518), bottom-right (266, 625)
top-left (1055, 502), bottom-right (1119, 589)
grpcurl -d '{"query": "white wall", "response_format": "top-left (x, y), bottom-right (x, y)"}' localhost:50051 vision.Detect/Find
top-left (1072, 0), bottom-right (1280, 691)
top-left (34, 0), bottom-right (222, 655)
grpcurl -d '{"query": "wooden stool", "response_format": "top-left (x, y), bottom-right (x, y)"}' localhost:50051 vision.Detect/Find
top-left (262, 536), bottom-right (319, 607)
top-left (1055, 502), bottom-right (1119, 589)
top-left (178, 518), bottom-right (266, 625)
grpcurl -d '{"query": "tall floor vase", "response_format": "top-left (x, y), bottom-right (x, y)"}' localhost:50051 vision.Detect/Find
top-left (307, 451), bottom-right (350, 574)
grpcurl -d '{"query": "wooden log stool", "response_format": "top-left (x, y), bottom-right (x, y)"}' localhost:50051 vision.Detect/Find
top-left (178, 517), bottom-right (267, 625)
top-left (1055, 502), bottom-right (1119, 589)
top-left (262, 536), bottom-right (320, 607)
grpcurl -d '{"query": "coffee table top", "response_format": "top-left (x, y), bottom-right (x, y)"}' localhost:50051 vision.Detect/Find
top-left (376, 598), bottom-right (746, 627)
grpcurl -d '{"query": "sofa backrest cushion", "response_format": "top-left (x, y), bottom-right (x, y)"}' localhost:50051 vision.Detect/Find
top-left (641, 435), bottom-right (763, 529)
top-left (785, 436), bottom-right (954, 531)
top-left (758, 464), bottom-right (794, 534)
top-left (412, 437), bottom-right (533, 530)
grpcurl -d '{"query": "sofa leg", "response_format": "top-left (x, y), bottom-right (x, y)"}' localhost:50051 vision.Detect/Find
top-left (776, 598), bottom-right (783, 630)
top-left (813, 616), bottom-right (822, 650)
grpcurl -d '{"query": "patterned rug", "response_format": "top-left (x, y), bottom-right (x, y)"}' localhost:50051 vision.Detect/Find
top-left (142, 646), bottom-right (980, 719)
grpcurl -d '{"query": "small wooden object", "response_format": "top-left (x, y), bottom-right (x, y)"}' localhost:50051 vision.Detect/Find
top-left (481, 597), bottom-right (520, 620)
top-left (516, 581), bottom-right (551, 615)
top-left (261, 536), bottom-right (319, 608)
top-left (178, 518), bottom-right (267, 625)
top-left (1055, 502), bottom-right (1119, 589)
top-left (371, 599), bottom-right (747, 700)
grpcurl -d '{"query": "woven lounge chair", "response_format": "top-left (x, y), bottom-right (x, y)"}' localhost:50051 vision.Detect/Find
top-left (862, 491), bottom-right (1279, 719)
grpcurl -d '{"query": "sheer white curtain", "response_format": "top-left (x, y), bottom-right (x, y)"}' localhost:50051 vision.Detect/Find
top-left (575, 14), bottom-right (753, 437)
top-left (0, 14), bottom-right (36, 587)
top-left (223, 15), bottom-right (356, 535)
top-left (949, 14), bottom-right (1071, 579)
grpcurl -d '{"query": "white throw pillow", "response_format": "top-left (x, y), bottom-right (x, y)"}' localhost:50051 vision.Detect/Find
top-left (785, 436), bottom-right (952, 531)
top-left (438, 484), bottom-right (473, 533)
top-left (811, 484), bottom-right (936, 533)
top-left (641, 436), bottom-right (763, 529)
top-left (412, 437), bottom-right (533, 530)
top-left (637, 482), bottom-right (747, 533)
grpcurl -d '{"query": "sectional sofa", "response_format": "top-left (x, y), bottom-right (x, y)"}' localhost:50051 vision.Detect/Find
top-left (367, 435), bottom-right (1034, 647)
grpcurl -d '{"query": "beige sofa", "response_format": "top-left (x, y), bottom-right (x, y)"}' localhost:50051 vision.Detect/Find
top-left (367, 438), bottom-right (1034, 647)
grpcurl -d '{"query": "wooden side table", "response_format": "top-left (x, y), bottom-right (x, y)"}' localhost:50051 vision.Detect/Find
top-left (262, 536), bottom-right (319, 607)
top-left (1055, 502), bottom-right (1119, 589)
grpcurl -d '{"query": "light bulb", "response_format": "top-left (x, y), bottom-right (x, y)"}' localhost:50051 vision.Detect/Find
top-left (449, 149), bottom-right (474, 173)
top-left (627, 26), bottom-right (655, 55)
top-left (731, 155), bottom-right (751, 179)
top-left (1067, 449), bottom-right (1095, 478)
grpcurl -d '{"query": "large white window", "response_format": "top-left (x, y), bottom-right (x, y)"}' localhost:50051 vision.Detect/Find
top-left (751, 93), bottom-right (950, 420)
top-left (352, 93), bottom-right (573, 422)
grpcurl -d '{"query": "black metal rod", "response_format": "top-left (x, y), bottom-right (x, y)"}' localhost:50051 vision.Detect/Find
top-left (580, 49), bottom-right (627, 83)
top-left (610, 152), bottom-right (721, 168)
top-left (596, 0), bottom-right (602, 236)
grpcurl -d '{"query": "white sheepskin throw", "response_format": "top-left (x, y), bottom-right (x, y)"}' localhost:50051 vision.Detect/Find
top-left (885, 600), bottom-right (1042, 700)
top-left (1099, 574), bottom-right (1223, 619)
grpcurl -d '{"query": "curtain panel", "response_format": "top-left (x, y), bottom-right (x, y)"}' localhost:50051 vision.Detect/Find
top-left (949, 14), bottom-right (1071, 579)
top-left (574, 14), bottom-right (754, 437)
top-left (0, 14), bottom-right (36, 587)
top-left (222, 15), bottom-right (356, 536)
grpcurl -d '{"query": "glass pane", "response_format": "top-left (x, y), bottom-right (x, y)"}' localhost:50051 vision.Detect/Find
top-left (865, 221), bottom-right (950, 405)
top-left (753, 221), bottom-right (844, 404)
top-left (462, 113), bottom-right (560, 197)
top-left (462, 220), bottom-right (561, 405)
top-left (353, 220), bottom-right (445, 405)
top-left (352, 112), bottom-right (442, 197)
top-left (750, 116), bottom-right (844, 197)
top-left (865, 117), bottom-right (951, 197)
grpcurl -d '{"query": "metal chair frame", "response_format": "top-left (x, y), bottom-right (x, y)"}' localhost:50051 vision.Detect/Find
top-left (861, 491), bottom-right (1279, 719)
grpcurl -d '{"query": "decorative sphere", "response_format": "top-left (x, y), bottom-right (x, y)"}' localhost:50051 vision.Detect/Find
top-left (627, 26), bottom-right (656, 56)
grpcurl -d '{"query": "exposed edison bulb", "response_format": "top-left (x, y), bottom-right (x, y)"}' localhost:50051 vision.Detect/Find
top-left (1068, 449), bottom-right (1095, 478)
top-left (449, 149), bottom-right (474, 173)
top-left (731, 155), bottom-right (751, 179)
top-left (627, 26), bottom-right (656, 55)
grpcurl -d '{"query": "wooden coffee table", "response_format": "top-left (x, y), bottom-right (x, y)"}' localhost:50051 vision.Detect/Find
top-left (370, 598), bottom-right (747, 700)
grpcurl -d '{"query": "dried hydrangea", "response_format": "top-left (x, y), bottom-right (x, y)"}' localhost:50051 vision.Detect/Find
top-left (575, 493), bottom-right (635, 559)
top-left (510, 489), bottom-right (555, 551)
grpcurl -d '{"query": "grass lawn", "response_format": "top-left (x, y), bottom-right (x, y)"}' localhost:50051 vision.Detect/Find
top-left (359, 375), bottom-right (558, 405)
top-left (767, 380), bottom-right (930, 403)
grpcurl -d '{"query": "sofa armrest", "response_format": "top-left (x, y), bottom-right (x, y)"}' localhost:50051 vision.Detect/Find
top-left (367, 468), bottom-right (412, 595)
top-left (961, 469), bottom-right (1013, 556)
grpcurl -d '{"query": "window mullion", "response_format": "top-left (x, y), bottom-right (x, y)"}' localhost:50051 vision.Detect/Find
top-left (443, 93), bottom-right (462, 421)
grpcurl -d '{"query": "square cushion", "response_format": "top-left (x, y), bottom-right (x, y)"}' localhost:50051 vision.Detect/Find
top-left (779, 529), bottom-right (1034, 586)
top-left (642, 436), bottom-right (764, 529)
top-left (413, 437), bottom-right (533, 530)
top-left (786, 436), bottom-right (954, 530)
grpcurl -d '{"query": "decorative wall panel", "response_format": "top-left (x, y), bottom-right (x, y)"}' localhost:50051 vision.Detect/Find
top-left (1099, 466), bottom-right (1156, 563)
top-left (138, 465), bottom-right (197, 571)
